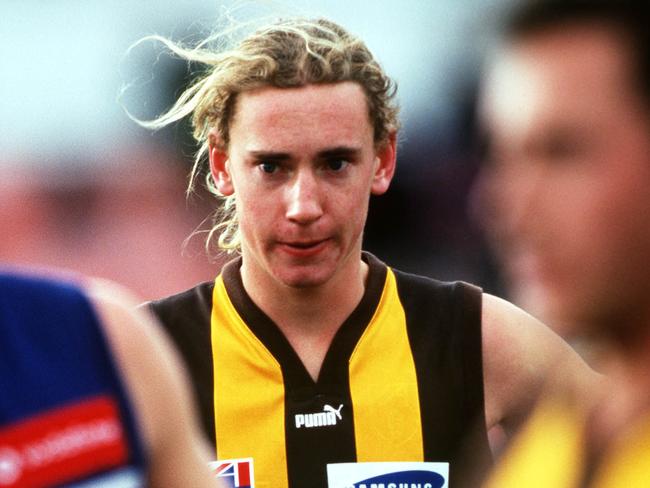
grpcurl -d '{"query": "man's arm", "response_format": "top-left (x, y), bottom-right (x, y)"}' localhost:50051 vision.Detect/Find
top-left (482, 293), bottom-right (600, 447)
top-left (87, 280), bottom-right (220, 488)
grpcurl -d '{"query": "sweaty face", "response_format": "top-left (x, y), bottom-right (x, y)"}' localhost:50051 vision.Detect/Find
top-left (214, 82), bottom-right (394, 290)
top-left (476, 25), bottom-right (650, 336)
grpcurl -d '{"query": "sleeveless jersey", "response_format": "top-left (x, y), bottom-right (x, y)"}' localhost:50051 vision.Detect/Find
top-left (0, 272), bottom-right (146, 487)
top-left (149, 252), bottom-right (491, 488)
top-left (485, 396), bottom-right (650, 488)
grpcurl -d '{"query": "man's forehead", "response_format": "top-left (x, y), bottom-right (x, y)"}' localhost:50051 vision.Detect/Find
top-left (235, 82), bottom-right (367, 115)
top-left (481, 50), bottom-right (547, 133)
top-left (229, 82), bottom-right (374, 150)
top-left (482, 27), bottom-right (636, 136)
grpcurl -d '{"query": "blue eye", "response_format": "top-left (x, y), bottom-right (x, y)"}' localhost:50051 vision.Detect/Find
top-left (260, 161), bottom-right (278, 174)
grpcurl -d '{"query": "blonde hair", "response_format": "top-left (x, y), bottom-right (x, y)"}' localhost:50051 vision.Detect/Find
top-left (140, 17), bottom-right (399, 253)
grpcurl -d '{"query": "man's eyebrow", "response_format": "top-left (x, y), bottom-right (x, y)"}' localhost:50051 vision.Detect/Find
top-left (248, 146), bottom-right (362, 160)
top-left (248, 151), bottom-right (292, 161)
top-left (317, 146), bottom-right (362, 158)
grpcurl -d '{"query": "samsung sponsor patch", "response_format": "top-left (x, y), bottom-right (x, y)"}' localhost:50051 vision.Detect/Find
top-left (327, 461), bottom-right (449, 488)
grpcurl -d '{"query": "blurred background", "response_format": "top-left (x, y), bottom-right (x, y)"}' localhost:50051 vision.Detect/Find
top-left (1, 0), bottom-right (514, 301)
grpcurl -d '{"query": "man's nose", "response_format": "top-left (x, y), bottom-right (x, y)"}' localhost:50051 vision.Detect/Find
top-left (285, 169), bottom-right (324, 224)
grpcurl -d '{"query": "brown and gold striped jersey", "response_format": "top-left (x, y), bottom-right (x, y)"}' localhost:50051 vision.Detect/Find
top-left (148, 252), bottom-right (490, 488)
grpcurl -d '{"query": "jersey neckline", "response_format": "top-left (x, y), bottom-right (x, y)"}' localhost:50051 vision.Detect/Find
top-left (219, 251), bottom-right (388, 390)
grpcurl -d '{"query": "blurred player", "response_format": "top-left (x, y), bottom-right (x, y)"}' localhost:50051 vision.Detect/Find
top-left (475, 0), bottom-right (650, 485)
top-left (0, 270), bottom-right (220, 487)
top-left (139, 16), bottom-right (595, 488)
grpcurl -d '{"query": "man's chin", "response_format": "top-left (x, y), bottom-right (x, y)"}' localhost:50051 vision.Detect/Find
top-left (282, 277), bottom-right (330, 290)
top-left (513, 283), bottom-right (588, 338)
top-left (511, 281), bottom-right (555, 319)
top-left (274, 266), bottom-right (333, 289)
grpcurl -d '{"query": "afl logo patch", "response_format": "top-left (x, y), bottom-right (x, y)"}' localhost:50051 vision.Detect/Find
top-left (209, 458), bottom-right (254, 488)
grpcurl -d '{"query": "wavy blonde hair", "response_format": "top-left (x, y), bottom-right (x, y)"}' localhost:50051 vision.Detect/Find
top-left (140, 17), bottom-right (399, 253)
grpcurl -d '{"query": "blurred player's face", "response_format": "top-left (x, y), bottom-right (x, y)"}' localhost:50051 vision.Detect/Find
top-left (476, 25), bottom-right (650, 336)
top-left (210, 82), bottom-right (395, 289)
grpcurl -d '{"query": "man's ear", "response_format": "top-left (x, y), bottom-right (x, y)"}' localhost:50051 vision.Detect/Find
top-left (208, 129), bottom-right (234, 196)
top-left (371, 131), bottom-right (397, 195)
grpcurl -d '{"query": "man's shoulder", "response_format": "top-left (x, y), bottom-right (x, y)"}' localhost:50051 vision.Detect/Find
top-left (146, 280), bottom-right (215, 328)
top-left (389, 265), bottom-right (483, 303)
top-left (365, 251), bottom-right (482, 298)
top-left (383, 264), bottom-right (484, 342)
top-left (0, 269), bottom-right (89, 309)
top-left (149, 280), bottom-right (214, 308)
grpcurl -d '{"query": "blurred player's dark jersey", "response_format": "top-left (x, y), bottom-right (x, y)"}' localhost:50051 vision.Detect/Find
top-left (150, 252), bottom-right (491, 488)
top-left (0, 272), bottom-right (146, 488)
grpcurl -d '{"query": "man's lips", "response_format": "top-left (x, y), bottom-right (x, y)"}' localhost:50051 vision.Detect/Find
top-left (277, 238), bottom-right (330, 257)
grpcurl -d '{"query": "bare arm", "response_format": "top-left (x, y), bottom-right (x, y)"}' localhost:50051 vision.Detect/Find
top-left (482, 293), bottom-right (599, 444)
top-left (87, 280), bottom-right (220, 488)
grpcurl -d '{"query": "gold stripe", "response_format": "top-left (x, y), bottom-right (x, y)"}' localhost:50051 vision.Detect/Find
top-left (595, 411), bottom-right (650, 487)
top-left (484, 399), bottom-right (584, 488)
top-left (211, 276), bottom-right (288, 488)
top-left (349, 268), bottom-right (424, 461)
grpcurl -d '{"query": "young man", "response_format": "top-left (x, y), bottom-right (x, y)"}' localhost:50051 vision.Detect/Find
top-left (144, 17), bottom-right (594, 488)
top-left (475, 0), bottom-right (650, 485)
top-left (0, 270), bottom-right (220, 487)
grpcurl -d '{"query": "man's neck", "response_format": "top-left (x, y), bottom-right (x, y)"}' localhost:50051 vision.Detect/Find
top-left (239, 254), bottom-right (369, 380)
